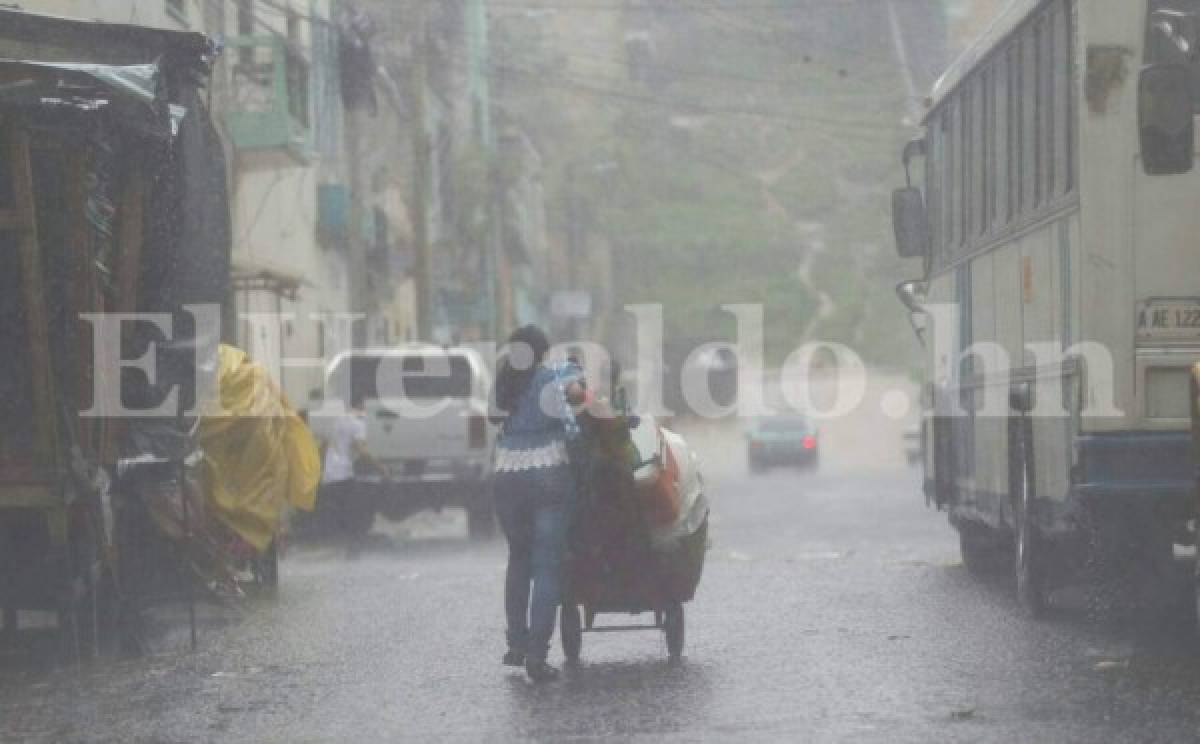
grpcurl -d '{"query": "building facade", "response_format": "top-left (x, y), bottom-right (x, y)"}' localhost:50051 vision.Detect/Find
top-left (14, 0), bottom-right (420, 406)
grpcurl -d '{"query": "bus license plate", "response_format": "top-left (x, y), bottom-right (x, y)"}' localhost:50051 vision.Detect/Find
top-left (1137, 299), bottom-right (1200, 341)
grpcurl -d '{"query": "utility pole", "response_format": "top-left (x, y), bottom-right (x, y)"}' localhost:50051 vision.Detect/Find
top-left (410, 2), bottom-right (433, 340)
top-left (565, 162), bottom-right (587, 341)
top-left (202, 0), bottom-right (237, 344)
top-left (885, 0), bottom-right (923, 125)
top-left (466, 0), bottom-right (504, 340)
top-left (345, 105), bottom-right (370, 347)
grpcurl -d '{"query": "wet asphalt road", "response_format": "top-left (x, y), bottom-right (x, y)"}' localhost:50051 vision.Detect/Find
top-left (7, 458), bottom-right (1200, 741)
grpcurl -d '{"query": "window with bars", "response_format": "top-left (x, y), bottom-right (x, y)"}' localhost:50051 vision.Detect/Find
top-left (225, 33), bottom-right (313, 154)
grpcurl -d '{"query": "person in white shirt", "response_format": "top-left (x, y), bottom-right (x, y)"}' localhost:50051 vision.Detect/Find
top-left (318, 399), bottom-right (384, 538)
top-left (323, 408), bottom-right (369, 486)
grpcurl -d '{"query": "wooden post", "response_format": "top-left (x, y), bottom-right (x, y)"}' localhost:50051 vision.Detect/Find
top-left (6, 125), bottom-right (57, 474)
top-left (68, 151), bottom-right (94, 459)
top-left (410, 4), bottom-right (433, 340)
top-left (98, 154), bottom-right (146, 467)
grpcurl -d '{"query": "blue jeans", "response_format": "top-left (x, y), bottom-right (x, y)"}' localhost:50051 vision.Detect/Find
top-left (494, 465), bottom-right (572, 662)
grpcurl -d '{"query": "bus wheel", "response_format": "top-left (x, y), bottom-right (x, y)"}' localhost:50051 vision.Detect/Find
top-left (1014, 451), bottom-right (1047, 618)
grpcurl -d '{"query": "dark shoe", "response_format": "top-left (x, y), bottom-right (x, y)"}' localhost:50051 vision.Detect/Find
top-left (502, 649), bottom-right (525, 667)
top-left (525, 659), bottom-right (559, 683)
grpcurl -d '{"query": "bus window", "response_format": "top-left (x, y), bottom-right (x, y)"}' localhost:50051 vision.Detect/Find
top-left (940, 106), bottom-right (950, 261)
top-left (1008, 43), bottom-right (1021, 222)
top-left (1022, 31), bottom-right (1039, 214)
top-left (928, 120), bottom-right (943, 256)
top-left (975, 72), bottom-right (989, 238)
top-left (1042, 13), bottom-right (1056, 199)
top-left (994, 55), bottom-right (1009, 228)
top-left (960, 88), bottom-right (971, 249)
top-left (1032, 20), bottom-right (1045, 209)
top-left (1057, 0), bottom-right (1076, 196)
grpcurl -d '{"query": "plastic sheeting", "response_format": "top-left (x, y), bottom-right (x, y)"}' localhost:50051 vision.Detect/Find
top-left (652, 428), bottom-right (708, 550)
top-left (197, 345), bottom-right (319, 553)
top-left (0, 59), bottom-right (176, 140)
top-left (0, 60), bottom-right (159, 103)
top-left (629, 417), bottom-right (709, 551)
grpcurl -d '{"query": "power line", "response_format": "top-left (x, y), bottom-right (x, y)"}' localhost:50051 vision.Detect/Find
top-left (496, 41), bottom-right (868, 90)
top-left (210, 0), bottom-right (913, 140)
top-left (489, 60), bottom-right (908, 134)
top-left (231, 0), bottom-right (909, 95)
top-left (483, 4), bottom-right (916, 93)
top-left (205, 0), bottom-right (912, 141)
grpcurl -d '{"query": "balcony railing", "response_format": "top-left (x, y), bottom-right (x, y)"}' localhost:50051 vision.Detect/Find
top-left (224, 35), bottom-right (311, 155)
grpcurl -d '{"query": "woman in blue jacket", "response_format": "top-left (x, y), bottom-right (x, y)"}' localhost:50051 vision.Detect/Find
top-left (492, 325), bottom-right (584, 682)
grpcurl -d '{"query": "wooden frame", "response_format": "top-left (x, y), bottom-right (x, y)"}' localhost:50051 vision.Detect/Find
top-left (2, 123), bottom-right (57, 479)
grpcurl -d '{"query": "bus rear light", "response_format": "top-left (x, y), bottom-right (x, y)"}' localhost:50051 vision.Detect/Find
top-left (802, 436), bottom-right (817, 450)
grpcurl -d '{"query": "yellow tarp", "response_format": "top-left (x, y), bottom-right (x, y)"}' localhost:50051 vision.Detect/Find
top-left (197, 345), bottom-right (320, 552)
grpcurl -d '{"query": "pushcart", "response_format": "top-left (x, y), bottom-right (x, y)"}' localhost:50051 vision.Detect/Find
top-left (560, 414), bottom-right (708, 662)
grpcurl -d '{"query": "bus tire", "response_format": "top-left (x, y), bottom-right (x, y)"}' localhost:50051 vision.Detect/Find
top-left (1013, 437), bottom-right (1047, 618)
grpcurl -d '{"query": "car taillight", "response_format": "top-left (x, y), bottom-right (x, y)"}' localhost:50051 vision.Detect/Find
top-left (802, 436), bottom-right (816, 450)
top-left (469, 414), bottom-right (487, 449)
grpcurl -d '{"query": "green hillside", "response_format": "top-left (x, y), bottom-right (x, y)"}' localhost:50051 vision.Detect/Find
top-left (492, 1), bottom-right (947, 369)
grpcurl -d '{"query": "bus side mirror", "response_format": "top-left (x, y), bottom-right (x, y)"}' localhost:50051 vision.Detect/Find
top-left (892, 187), bottom-right (930, 259)
top-left (1139, 64), bottom-right (1195, 175)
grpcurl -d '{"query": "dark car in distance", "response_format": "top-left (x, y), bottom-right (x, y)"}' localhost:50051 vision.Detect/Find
top-left (746, 415), bottom-right (819, 473)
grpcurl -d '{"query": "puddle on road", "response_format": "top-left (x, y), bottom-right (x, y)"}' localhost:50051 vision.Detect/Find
top-left (789, 550), bottom-right (850, 561)
top-left (888, 558), bottom-right (962, 569)
top-left (720, 549), bottom-right (855, 563)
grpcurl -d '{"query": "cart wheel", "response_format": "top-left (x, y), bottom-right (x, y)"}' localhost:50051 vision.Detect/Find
top-left (663, 603), bottom-right (684, 661)
top-left (561, 604), bottom-right (583, 662)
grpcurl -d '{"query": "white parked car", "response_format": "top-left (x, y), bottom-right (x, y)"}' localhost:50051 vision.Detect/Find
top-left (313, 346), bottom-right (496, 539)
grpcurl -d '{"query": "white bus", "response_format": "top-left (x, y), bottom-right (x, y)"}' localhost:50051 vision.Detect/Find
top-left (891, 0), bottom-right (1200, 615)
